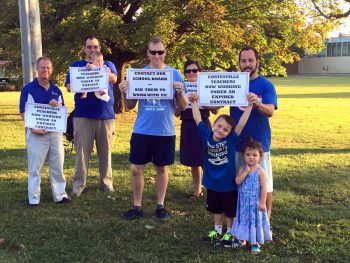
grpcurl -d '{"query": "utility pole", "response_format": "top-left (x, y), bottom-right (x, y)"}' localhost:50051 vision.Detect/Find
top-left (29, 0), bottom-right (42, 79)
top-left (18, 0), bottom-right (42, 86)
top-left (19, 0), bottom-right (32, 85)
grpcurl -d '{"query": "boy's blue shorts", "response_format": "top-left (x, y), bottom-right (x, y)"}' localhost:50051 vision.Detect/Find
top-left (129, 133), bottom-right (176, 166)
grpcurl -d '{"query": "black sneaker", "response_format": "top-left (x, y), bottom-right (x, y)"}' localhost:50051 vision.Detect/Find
top-left (220, 232), bottom-right (233, 247)
top-left (56, 197), bottom-right (71, 204)
top-left (122, 209), bottom-right (144, 221)
top-left (203, 230), bottom-right (222, 245)
top-left (28, 202), bottom-right (39, 208)
top-left (155, 208), bottom-right (171, 220)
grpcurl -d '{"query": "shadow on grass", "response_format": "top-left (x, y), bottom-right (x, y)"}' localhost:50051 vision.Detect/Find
top-left (272, 148), bottom-right (350, 155)
top-left (1, 148), bottom-right (350, 262)
top-left (278, 92), bottom-right (350, 99)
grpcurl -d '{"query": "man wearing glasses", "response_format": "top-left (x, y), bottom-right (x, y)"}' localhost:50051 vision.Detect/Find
top-left (119, 37), bottom-right (187, 220)
top-left (65, 35), bottom-right (118, 196)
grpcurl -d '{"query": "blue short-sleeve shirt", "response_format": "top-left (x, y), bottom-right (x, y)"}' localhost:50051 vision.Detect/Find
top-left (133, 65), bottom-right (185, 136)
top-left (230, 76), bottom-right (277, 152)
top-left (19, 78), bottom-right (64, 113)
top-left (198, 121), bottom-right (238, 192)
top-left (65, 59), bottom-right (117, 120)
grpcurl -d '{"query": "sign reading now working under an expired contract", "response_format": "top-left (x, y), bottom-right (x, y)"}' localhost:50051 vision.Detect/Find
top-left (198, 72), bottom-right (250, 106)
top-left (24, 103), bottom-right (68, 132)
top-left (126, 69), bottom-right (174, 99)
top-left (69, 66), bottom-right (109, 93)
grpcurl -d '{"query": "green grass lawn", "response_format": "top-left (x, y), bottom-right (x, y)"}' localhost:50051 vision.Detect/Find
top-left (0, 75), bottom-right (349, 262)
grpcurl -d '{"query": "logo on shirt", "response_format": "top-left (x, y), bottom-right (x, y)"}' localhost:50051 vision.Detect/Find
top-left (51, 91), bottom-right (59, 96)
top-left (207, 141), bottom-right (228, 166)
top-left (145, 99), bottom-right (165, 111)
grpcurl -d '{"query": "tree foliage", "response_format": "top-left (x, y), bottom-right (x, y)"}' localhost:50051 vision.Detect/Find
top-left (311, 0), bottom-right (350, 19)
top-left (0, 0), bottom-right (338, 111)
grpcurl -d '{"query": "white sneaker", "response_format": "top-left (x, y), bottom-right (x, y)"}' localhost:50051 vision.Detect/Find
top-left (71, 187), bottom-right (84, 197)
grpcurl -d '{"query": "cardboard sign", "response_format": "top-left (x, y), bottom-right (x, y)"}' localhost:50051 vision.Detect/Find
top-left (127, 69), bottom-right (173, 99)
top-left (25, 103), bottom-right (68, 132)
top-left (184, 82), bottom-right (203, 109)
top-left (198, 72), bottom-right (249, 106)
top-left (70, 66), bottom-right (109, 93)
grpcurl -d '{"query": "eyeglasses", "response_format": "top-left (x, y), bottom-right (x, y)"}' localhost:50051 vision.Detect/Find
top-left (149, 50), bottom-right (165, 55)
top-left (85, 45), bottom-right (100, 49)
top-left (185, 69), bottom-right (199, 74)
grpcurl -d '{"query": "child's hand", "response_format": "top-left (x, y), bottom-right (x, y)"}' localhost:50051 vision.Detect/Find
top-left (247, 92), bottom-right (259, 107)
top-left (188, 92), bottom-right (198, 103)
top-left (86, 63), bottom-right (94, 70)
top-left (259, 202), bottom-right (266, 211)
top-left (99, 90), bottom-right (106, 96)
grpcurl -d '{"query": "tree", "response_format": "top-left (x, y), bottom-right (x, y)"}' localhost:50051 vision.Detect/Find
top-left (0, 0), bottom-right (338, 112)
top-left (311, 0), bottom-right (350, 19)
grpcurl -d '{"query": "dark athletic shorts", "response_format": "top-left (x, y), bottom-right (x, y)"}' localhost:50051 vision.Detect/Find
top-left (129, 133), bottom-right (176, 166)
top-left (179, 119), bottom-right (211, 167)
top-left (206, 188), bottom-right (238, 218)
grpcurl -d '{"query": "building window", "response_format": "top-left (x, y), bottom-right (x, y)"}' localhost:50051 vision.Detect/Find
top-left (342, 42), bottom-right (350, 56)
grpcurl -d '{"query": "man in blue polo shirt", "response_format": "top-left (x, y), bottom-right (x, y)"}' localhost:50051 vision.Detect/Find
top-left (230, 46), bottom-right (278, 221)
top-left (19, 57), bottom-right (70, 206)
top-left (119, 37), bottom-right (188, 220)
top-left (65, 35), bottom-right (118, 196)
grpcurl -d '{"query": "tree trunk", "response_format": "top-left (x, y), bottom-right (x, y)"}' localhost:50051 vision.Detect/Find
top-left (105, 49), bottom-right (136, 114)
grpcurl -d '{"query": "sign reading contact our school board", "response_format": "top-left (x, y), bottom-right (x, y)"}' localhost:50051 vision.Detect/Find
top-left (198, 72), bottom-right (249, 106)
top-left (184, 82), bottom-right (203, 109)
top-left (127, 69), bottom-right (173, 99)
top-left (69, 66), bottom-right (109, 93)
top-left (24, 103), bottom-right (68, 133)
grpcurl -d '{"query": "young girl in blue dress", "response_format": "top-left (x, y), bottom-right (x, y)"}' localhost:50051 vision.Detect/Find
top-left (232, 137), bottom-right (272, 254)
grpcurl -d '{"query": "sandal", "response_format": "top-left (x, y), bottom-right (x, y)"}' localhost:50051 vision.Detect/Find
top-left (232, 239), bottom-right (246, 249)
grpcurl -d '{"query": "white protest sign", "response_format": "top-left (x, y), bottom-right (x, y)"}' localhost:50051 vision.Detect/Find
top-left (69, 66), bottom-right (109, 93)
top-left (24, 103), bottom-right (68, 133)
top-left (127, 69), bottom-right (173, 99)
top-left (198, 72), bottom-right (249, 106)
top-left (184, 82), bottom-right (203, 109)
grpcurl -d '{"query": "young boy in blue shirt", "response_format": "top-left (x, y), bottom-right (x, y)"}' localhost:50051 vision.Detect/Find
top-left (188, 92), bottom-right (252, 246)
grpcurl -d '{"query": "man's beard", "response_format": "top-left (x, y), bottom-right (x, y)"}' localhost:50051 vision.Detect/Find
top-left (240, 66), bottom-right (257, 76)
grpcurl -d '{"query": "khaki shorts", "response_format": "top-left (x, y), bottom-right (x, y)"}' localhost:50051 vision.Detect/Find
top-left (235, 151), bottom-right (273, 192)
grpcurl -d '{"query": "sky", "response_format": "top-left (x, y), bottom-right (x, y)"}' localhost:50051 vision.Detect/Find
top-left (329, 16), bottom-right (350, 37)
top-left (328, 2), bottom-right (350, 37)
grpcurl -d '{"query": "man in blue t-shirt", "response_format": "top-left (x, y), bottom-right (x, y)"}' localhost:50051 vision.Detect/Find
top-left (65, 35), bottom-right (118, 196)
top-left (119, 37), bottom-right (188, 220)
top-left (230, 47), bottom-right (278, 221)
top-left (19, 57), bottom-right (70, 206)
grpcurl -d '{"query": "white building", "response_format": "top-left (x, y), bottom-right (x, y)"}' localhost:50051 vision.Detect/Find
top-left (296, 34), bottom-right (350, 74)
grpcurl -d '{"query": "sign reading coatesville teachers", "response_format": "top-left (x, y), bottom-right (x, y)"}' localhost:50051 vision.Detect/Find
top-left (69, 66), bottom-right (109, 93)
top-left (184, 82), bottom-right (203, 109)
top-left (127, 69), bottom-right (173, 99)
top-left (24, 103), bottom-right (68, 133)
top-left (198, 72), bottom-right (249, 106)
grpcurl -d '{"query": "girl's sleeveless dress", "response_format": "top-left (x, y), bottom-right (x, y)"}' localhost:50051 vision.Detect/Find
top-left (232, 166), bottom-right (272, 244)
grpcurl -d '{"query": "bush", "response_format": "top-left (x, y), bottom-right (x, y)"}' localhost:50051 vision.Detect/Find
top-left (0, 82), bottom-right (18, 91)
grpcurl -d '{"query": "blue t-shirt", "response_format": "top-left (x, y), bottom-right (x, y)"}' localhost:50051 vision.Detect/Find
top-left (133, 65), bottom-right (185, 136)
top-left (19, 78), bottom-right (64, 113)
top-left (230, 76), bottom-right (277, 152)
top-left (65, 59), bottom-right (117, 120)
top-left (198, 121), bottom-right (238, 192)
